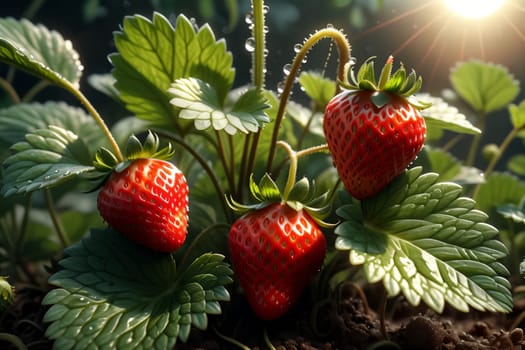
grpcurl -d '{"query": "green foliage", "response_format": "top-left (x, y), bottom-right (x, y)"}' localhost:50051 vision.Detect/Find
top-left (2, 126), bottom-right (96, 196)
top-left (298, 71), bottom-right (337, 110)
top-left (110, 13), bottom-right (235, 129)
top-left (0, 102), bottom-right (106, 149)
top-left (416, 93), bottom-right (481, 135)
top-left (450, 60), bottom-right (520, 114)
top-left (42, 228), bottom-right (232, 349)
top-left (335, 167), bottom-right (512, 313)
top-left (168, 78), bottom-right (270, 134)
top-left (0, 17), bottom-right (82, 87)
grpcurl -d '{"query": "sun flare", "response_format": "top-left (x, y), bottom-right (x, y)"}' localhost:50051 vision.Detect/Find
top-left (444, 0), bottom-right (505, 19)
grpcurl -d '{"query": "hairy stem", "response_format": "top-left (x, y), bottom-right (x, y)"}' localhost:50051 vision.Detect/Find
top-left (63, 80), bottom-right (123, 162)
top-left (266, 27), bottom-right (351, 173)
top-left (244, 0), bottom-right (267, 188)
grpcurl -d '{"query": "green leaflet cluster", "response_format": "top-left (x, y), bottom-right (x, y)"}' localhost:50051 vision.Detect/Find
top-left (335, 167), bottom-right (512, 313)
top-left (42, 228), bottom-right (232, 350)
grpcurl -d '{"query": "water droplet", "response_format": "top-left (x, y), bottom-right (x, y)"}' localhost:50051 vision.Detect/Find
top-left (245, 37), bottom-right (255, 52)
top-left (263, 25), bottom-right (269, 34)
top-left (263, 5), bottom-right (270, 14)
top-left (326, 23), bottom-right (334, 28)
top-left (245, 13), bottom-right (253, 24)
top-left (282, 63), bottom-right (292, 75)
top-left (44, 175), bottom-right (51, 181)
top-left (293, 43), bottom-right (302, 53)
top-left (263, 48), bottom-right (269, 57)
top-left (54, 169), bottom-right (60, 174)
top-left (277, 82), bottom-right (285, 94)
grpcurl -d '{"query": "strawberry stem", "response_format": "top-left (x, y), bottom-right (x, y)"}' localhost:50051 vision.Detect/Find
top-left (266, 27), bottom-right (351, 174)
top-left (64, 79), bottom-right (124, 162)
top-left (278, 141), bottom-right (329, 201)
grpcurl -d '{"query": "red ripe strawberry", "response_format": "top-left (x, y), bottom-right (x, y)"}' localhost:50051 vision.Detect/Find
top-left (323, 56), bottom-right (427, 200)
top-left (97, 158), bottom-right (189, 252)
top-left (229, 202), bottom-right (326, 320)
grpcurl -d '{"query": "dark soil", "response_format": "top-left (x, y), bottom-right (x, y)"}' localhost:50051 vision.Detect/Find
top-left (2, 282), bottom-right (525, 350)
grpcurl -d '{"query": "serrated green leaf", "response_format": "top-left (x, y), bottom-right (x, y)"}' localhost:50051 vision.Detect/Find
top-left (335, 167), bottom-right (512, 313)
top-left (476, 172), bottom-right (525, 215)
top-left (110, 13), bottom-right (235, 127)
top-left (450, 60), bottom-right (520, 114)
top-left (0, 17), bottom-right (82, 87)
top-left (42, 228), bottom-right (232, 349)
top-left (416, 93), bottom-right (481, 135)
top-left (169, 78), bottom-right (269, 134)
top-left (298, 71), bottom-right (336, 110)
top-left (1, 126), bottom-right (95, 196)
top-left (0, 102), bottom-right (106, 151)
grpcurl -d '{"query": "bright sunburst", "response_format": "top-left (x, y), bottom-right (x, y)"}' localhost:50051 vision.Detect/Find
top-left (444, 0), bottom-right (505, 19)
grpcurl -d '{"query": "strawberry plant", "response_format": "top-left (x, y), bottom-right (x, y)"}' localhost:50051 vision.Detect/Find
top-left (0, 0), bottom-right (524, 349)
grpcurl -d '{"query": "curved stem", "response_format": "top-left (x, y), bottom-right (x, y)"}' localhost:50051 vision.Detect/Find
top-left (263, 328), bottom-right (277, 350)
top-left (0, 77), bottom-right (20, 104)
top-left (157, 130), bottom-right (233, 222)
top-left (213, 327), bottom-right (251, 350)
top-left (44, 189), bottom-right (70, 248)
top-left (21, 80), bottom-right (50, 103)
top-left (63, 80), bottom-right (123, 162)
top-left (277, 141), bottom-right (329, 201)
top-left (472, 126), bottom-right (519, 200)
top-left (266, 27), bottom-right (351, 173)
top-left (0, 333), bottom-right (27, 350)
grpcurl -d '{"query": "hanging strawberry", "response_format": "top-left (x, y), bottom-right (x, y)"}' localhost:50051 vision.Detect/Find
top-left (94, 131), bottom-right (189, 253)
top-left (228, 142), bottom-right (332, 320)
top-left (323, 56), bottom-right (428, 200)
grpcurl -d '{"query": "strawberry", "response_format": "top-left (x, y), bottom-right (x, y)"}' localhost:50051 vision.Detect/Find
top-left (229, 202), bottom-right (326, 320)
top-left (95, 132), bottom-right (189, 252)
top-left (228, 142), bottom-right (332, 320)
top-left (323, 56), bottom-right (427, 200)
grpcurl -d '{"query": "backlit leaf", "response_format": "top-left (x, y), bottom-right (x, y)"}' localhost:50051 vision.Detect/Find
top-left (450, 60), bottom-right (519, 114)
top-left (335, 167), bottom-right (512, 313)
top-left (110, 13), bottom-right (235, 128)
top-left (42, 228), bottom-right (232, 349)
top-left (508, 100), bottom-right (525, 130)
top-left (298, 71), bottom-right (336, 110)
top-left (416, 93), bottom-right (481, 135)
top-left (0, 17), bottom-right (82, 87)
top-left (168, 77), bottom-right (269, 134)
top-left (1, 126), bottom-right (95, 196)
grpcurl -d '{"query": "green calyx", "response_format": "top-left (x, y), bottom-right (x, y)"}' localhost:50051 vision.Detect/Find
top-left (93, 130), bottom-right (175, 172)
top-left (228, 174), bottom-right (333, 227)
top-left (341, 55), bottom-right (430, 109)
top-left (228, 141), bottom-right (334, 227)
